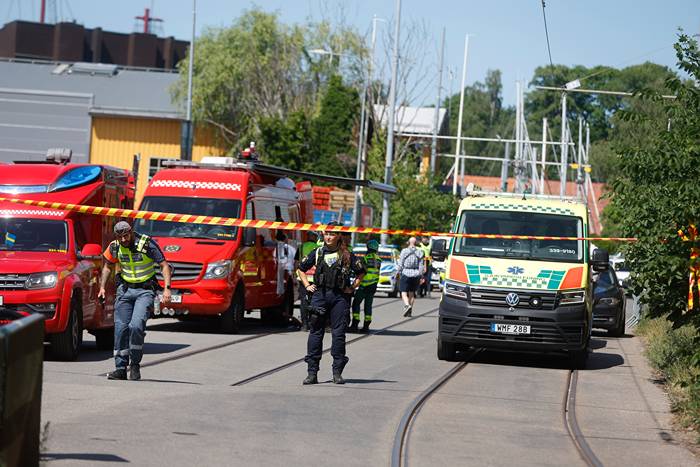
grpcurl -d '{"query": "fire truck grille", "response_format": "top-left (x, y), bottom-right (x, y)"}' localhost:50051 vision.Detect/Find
top-left (0, 274), bottom-right (29, 290)
top-left (157, 262), bottom-right (203, 282)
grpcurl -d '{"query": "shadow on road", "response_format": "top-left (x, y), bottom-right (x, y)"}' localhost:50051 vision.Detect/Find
top-left (343, 378), bottom-right (398, 384)
top-left (459, 344), bottom-right (625, 371)
top-left (44, 342), bottom-right (191, 363)
top-left (146, 317), bottom-right (280, 335)
top-left (373, 330), bottom-right (431, 337)
top-left (42, 452), bottom-right (129, 462)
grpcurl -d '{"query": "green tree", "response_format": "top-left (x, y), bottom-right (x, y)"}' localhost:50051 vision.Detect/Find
top-left (311, 75), bottom-right (360, 177)
top-left (258, 111), bottom-right (313, 171)
top-left (610, 34), bottom-right (700, 326)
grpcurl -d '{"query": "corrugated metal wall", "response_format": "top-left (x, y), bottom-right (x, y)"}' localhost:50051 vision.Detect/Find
top-left (0, 88), bottom-right (92, 163)
top-left (90, 116), bottom-right (225, 202)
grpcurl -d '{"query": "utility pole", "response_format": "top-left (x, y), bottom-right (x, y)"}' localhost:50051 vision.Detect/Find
top-left (380, 0), bottom-right (402, 246)
top-left (540, 117), bottom-right (547, 194)
top-left (514, 81), bottom-right (524, 193)
top-left (499, 137), bottom-right (509, 192)
top-left (559, 91), bottom-right (568, 197)
top-left (430, 27), bottom-right (446, 175)
top-left (182, 0), bottom-right (196, 161)
top-left (452, 34), bottom-right (469, 196)
top-left (352, 15), bottom-right (381, 245)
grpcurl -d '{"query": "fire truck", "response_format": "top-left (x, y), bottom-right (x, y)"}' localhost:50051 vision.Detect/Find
top-left (0, 149), bottom-right (135, 360)
top-left (137, 151), bottom-right (395, 332)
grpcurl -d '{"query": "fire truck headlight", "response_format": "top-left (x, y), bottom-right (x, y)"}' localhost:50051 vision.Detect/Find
top-left (204, 260), bottom-right (232, 279)
top-left (26, 272), bottom-right (58, 289)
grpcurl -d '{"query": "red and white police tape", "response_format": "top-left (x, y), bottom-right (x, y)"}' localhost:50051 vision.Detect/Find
top-left (0, 196), bottom-right (638, 242)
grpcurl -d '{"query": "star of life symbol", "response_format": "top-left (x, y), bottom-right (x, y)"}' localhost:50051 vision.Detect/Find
top-left (507, 266), bottom-right (525, 275)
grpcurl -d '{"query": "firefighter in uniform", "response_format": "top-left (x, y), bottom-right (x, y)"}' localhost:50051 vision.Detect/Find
top-left (297, 221), bottom-right (365, 385)
top-left (296, 231), bottom-right (320, 331)
top-left (418, 236), bottom-right (432, 297)
top-left (99, 221), bottom-right (172, 381)
top-left (349, 239), bottom-right (381, 333)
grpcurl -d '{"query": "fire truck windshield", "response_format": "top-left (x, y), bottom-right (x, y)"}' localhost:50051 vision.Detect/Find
top-left (0, 218), bottom-right (68, 252)
top-left (136, 196), bottom-right (242, 240)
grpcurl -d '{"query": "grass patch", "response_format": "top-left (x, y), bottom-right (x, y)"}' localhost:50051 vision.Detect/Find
top-left (637, 317), bottom-right (700, 441)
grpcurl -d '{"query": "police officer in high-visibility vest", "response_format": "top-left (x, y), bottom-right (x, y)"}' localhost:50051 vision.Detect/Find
top-left (99, 221), bottom-right (171, 381)
top-left (349, 239), bottom-right (381, 333)
top-left (297, 221), bottom-right (365, 385)
top-left (296, 231), bottom-right (320, 331)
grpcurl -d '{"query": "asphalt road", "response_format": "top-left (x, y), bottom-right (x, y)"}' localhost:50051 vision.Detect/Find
top-left (40, 295), bottom-right (698, 466)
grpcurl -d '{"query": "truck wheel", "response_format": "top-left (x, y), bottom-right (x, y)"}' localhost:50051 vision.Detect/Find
top-left (50, 298), bottom-right (82, 361)
top-left (94, 328), bottom-right (114, 350)
top-left (437, 338), bottom-right (457, 361)
top-left (221, 287), bottom-right (244, 334)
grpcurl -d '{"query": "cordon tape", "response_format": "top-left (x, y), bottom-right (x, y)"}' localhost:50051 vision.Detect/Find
top-left (0, 196), bottom-right (638, 242)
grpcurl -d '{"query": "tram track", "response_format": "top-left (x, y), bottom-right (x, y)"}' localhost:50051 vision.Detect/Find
top-left (230, 305), bottom-right (439, 386)
top-left (97, 298), bottom-right (403, 375)
top-left (391, 355), bottom-right (604, 467)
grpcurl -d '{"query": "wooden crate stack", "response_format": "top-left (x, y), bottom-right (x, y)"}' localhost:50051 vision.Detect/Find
top-left (329, 189), bottom-right (355, 211)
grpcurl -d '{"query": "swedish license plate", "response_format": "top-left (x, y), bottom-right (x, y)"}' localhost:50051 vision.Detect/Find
top-left (491, 323), bottom-right (531, 334)
top-left (158, 293), bottom-right (182, 303)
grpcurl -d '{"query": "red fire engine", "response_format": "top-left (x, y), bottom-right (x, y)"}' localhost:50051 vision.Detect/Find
top-left (0, 149), bottom-right (135, 360)
top-left (137, 151), bottom-right (394, 332)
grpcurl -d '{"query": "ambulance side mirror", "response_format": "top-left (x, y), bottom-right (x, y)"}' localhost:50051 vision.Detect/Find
top-left (591, 248), bottom-right (610, 272)
top-left (78, 243), bottom-right (102, 260)
top-left (243, 228), bottom-right (256, 247)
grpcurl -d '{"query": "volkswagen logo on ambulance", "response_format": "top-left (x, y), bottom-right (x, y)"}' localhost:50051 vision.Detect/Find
top-left (505, 292), bottom-right (520, 307)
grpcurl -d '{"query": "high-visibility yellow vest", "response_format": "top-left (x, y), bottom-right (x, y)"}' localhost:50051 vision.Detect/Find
top-left (117, 235), bottom-right (156, 283)
top-left (361, 252), bottom-right (381, 287)
top-left (418, 243), bottom-right (431, 262)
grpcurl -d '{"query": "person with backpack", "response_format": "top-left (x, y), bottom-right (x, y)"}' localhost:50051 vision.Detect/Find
top-left (297, 221), bottom-right (366, 385)
top-left (397, 236), bottom-right (425, 317)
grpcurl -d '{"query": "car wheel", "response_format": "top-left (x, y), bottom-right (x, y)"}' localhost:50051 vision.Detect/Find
top-left (437, 338), bottom-right (457, 361)
top-left (608, 309), bottom-right (626, 337)
top-left (221, 286), bottom-right (245, 334)
top-left (50, 297), bottom-right (82, 361)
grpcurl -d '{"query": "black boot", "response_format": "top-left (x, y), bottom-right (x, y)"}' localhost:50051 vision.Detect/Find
top-left (303, 372), bottom-right (318, 385)
top-left (348, 320), bottom-right (359, 333)
top-left (107, 368), bottom-right (127, 380)
top-left (361, 322), bottom-right (370, 333)
top-left (332, 372), bottom-right (345, 385)
top-left (129, 364), bottom-right (141, 381)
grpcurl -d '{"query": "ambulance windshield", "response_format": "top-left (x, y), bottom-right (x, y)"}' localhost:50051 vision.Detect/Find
top-left (452, 210), bottom-right (584, 263)
top-left (137, 197), bottom-right (242, 240)
top-left (0, 218), bottom-right (68, 252)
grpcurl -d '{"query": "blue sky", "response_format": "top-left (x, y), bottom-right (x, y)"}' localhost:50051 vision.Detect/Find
top-left (4, 1), bottom-right (699, 105)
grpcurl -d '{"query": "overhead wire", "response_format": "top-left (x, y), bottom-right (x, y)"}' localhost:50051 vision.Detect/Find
top-left (540, 0), bottom-right (555, 74)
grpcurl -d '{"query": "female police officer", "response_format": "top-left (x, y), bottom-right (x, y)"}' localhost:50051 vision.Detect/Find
top-left (297, 221), bottom-right (365, 385)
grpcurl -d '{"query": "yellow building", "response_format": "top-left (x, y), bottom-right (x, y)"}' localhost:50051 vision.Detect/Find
top-left (90, 116), bottom-right (225, 201)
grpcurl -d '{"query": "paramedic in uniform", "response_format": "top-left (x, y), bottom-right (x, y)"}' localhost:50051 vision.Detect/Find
top-left (99, 221), bottom-right (171, 381)
top-left (297, 221), bottom-right (365, 385)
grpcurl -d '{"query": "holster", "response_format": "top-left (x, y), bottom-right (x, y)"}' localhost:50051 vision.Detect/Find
top-left (308, 305), bottom-right (327, 327)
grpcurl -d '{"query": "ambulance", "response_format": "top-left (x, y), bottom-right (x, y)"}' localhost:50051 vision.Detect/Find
top-left (437, 192), bottom-right (609, 368)
top-left (137, 154), bottom-right (395, 332)
top-left (0, 149), bottom-right (135, 359)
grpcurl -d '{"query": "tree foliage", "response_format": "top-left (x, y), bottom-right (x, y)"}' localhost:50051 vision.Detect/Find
top-left (610, 34), bottom-right (700, 329)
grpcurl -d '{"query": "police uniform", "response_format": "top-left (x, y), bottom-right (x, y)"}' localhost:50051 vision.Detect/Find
top-left (298, 245), bottom-right (365, 381)
top-left (296, 239), bottom-right (320, 331)
top-left (350, 247), bottom-right (381, 332)
top-left (103, 232), bottom-right (165, 372)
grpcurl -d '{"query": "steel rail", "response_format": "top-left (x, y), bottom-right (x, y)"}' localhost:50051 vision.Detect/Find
top-left (230, 305), bottom-right (438, 387)
top-left (563, 370), bottom-right (604, 467)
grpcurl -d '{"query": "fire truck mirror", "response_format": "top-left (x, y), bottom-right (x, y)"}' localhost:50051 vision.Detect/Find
top-left (243, 227), bottom-right (256, 247)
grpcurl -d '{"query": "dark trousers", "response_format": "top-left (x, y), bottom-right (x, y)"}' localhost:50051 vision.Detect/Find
top-left (351, 284), bottom-right (377, 323)
top-left (299, 283), bottom-right (311, 328)
top-left (305, 288), bottom-right (350, 374)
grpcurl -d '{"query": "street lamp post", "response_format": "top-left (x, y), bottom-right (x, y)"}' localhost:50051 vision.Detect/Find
top-left (352, 16), bottom-right (384, 246)
top-left (380, 0), bottom-right (402, 246)
top-left (182, 0), bottom-right (196, 161)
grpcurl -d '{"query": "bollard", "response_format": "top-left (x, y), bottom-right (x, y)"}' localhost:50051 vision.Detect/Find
top-left (0, 314), bottom-right (45, 467)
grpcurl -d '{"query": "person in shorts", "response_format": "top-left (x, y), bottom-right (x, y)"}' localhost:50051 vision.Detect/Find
top-left (397, 237), bottom-right (424, 317)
